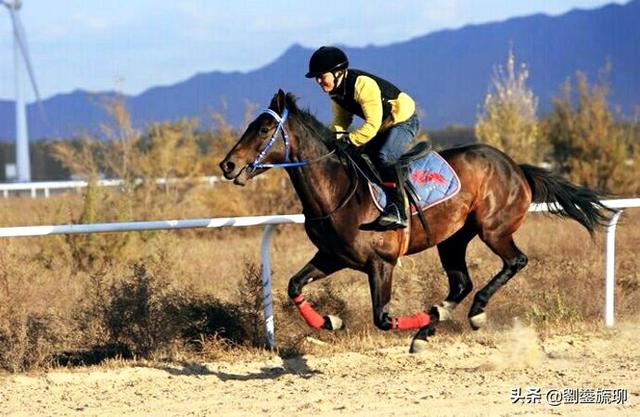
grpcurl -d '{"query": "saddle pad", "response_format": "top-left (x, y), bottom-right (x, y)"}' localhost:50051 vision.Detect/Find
top-left (369, 151), bottom-right (461, 214)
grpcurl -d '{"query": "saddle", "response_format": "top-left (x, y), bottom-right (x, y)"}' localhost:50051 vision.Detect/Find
top-left (362, 145), bottom-right (460, 244)
top-left (396, 142), bottom-right (432, 214)
top-left (339, 140), bottom-right (459, 230)
top-left (347, 141), bottom-right (436, 245)
top-left (398, 141), bottom-right (432, 167)
top-left (348, 141), bottom-right (432, 186)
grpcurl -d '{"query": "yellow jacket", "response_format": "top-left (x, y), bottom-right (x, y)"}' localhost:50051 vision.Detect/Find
top-left (329, 69), bottom-right (415, 146)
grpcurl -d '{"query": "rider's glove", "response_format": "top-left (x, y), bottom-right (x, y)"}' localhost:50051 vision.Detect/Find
top-left (334, 132), bottom-right (353, 152)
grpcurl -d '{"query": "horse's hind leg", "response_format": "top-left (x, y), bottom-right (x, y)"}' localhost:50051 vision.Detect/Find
top-left (436, 223), bottom-right (477, 321)
top-left (288, 251), bottom-right (345, 330)
top-left (468, 235), bottom-right (528, 329)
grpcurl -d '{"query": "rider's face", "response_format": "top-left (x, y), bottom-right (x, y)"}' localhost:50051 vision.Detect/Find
top-left (315, 72), bottom-right (336, 93)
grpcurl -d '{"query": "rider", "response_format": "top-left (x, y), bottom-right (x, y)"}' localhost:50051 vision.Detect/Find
top-left (305, 46), bottom-right (420, 230)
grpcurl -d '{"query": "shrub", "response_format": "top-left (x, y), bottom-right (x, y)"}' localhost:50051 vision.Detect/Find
top-left (543, 68), bottom-right (639, 194)
top-left (77, 261), bottom-right (270, 359)
top-left (0, 310), bottom-right (66, 372)
top-left (476, 50), bottom-right (544, 163)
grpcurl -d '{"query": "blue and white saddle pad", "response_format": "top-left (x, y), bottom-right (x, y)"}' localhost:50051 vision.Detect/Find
top-left (369, 151), bottom-right (461, 214)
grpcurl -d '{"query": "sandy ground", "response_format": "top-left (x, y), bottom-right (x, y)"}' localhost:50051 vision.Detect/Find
top-left (0, 322), bottom-right (638, 417)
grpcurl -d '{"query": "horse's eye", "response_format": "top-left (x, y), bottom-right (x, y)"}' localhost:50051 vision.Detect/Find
top-left (259, 127), bottom-right (270, 135)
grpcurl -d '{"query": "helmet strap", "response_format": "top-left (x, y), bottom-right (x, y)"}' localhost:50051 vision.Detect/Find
top-left (329, 69), bottom-right (346, 95)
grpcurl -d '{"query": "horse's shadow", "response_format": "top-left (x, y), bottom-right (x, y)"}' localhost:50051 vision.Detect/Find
top-left (159, 355), bottom-right (322, 381)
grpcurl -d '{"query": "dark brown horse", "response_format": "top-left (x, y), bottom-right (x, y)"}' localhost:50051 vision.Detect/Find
top-left (220, 90), bottom-right (612, 352)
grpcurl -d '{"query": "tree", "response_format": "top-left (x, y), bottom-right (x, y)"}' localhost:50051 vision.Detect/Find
top-left (138, 119), bottom-right (201, 184)
top-left (475, 50), bottom-right (543, 162)
top-left (543, 68), bottom-right (637, 194)
top-left (100, 97), bottom-right (141, 193)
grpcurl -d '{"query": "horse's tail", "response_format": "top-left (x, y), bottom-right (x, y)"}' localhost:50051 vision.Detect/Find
top-left (520, 164), bottom-right (614, 235)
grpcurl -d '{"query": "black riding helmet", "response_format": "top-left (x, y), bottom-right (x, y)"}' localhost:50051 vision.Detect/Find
top-left (305, 46), bottom-right (349, 78)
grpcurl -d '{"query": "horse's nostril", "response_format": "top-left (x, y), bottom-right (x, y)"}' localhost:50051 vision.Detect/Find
top-left (221, 160), bottom-right (235, 174)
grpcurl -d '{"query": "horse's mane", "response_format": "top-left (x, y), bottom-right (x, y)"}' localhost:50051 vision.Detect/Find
top-left (284, 93), bottom-right (335, 148)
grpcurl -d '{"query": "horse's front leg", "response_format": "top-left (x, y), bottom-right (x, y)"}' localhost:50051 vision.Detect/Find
top-left (367, 259), bottom-right (439, 338)
top-left (288, 251), bottom-right (345, 330)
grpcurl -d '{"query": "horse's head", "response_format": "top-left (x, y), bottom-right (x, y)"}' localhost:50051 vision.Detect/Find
top-left (219, 89), bottom-right (292, 185)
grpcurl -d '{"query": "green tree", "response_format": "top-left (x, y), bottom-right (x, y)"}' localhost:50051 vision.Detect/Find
top-left (476, 50), bottom-right (543, 162)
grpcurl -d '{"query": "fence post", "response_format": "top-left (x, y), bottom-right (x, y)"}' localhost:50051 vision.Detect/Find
top-left (604, 210), bottom-right (622, 327)
top-left (260, 224), bottom-right (276, 350)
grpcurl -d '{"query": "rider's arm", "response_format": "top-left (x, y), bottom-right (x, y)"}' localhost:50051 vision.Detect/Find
top-left (329, 101), bottom-right (353, 135)
top-left (347, 75), bottom-right (383, 146)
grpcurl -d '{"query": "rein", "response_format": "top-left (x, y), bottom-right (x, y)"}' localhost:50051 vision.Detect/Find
top-left (247, 106), bottom-right (360, 220)
top-left (304, 151), bottom-right (360, 221)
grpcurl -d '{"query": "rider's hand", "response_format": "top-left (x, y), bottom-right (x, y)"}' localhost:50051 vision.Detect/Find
top-left (334, 132), bottom-right (353, 152)
top-left (335, 131), bottom-right (349, 141)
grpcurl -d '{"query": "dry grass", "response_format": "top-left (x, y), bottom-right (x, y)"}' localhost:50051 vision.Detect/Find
top-left (0, 179), bottom-right (637, 373)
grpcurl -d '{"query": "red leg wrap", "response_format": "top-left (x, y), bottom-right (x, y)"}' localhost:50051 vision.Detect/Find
top-left (394, 311), bottom-right (431, 330)
top-left (292, 295), bottom-right (325, 329)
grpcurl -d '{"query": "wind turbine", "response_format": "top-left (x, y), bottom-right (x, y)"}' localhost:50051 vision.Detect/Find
top-left (1, 0), bottom-right (41, 182)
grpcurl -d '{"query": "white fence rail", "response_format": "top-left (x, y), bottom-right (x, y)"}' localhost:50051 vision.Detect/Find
top-left (0, 177), bottom-right (221, 198)
top-left (0, 199), bottom-right (638, 350)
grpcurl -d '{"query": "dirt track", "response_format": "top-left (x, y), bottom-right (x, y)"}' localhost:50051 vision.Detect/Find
top-left (1, 322), bottom-right (638, 417)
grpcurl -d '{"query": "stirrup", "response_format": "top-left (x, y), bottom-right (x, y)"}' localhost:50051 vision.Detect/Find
top-left (376, 217), bottom-right (407, 230)
top-left (374, 204), bottom-right (407, 229)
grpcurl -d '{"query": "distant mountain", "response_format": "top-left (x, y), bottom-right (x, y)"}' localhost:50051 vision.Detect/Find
top-left (1, 0), bottom-right (639, 141)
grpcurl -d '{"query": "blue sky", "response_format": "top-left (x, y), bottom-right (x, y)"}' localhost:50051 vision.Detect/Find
top-left (0, 0), bottom-right (628, 100)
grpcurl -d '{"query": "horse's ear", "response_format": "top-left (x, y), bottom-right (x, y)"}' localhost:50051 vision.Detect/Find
top-left (272, 89), bottom-right (286, 113)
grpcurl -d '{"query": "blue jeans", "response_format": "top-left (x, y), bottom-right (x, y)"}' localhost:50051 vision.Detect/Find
top-left (364, 113), bottom-right (420, 167)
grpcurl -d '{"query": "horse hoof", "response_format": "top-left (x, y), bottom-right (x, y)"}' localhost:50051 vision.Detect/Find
top-left (409, 338), bottom-right (429, 354)
top-left (409, 324), bottom-right (436, 354)
top-left (436, 301), bottom-right (457, 321)
top-left (323, 315), bottom-right (344, 331)
top-left (469, 312), bottom-right (487, 330)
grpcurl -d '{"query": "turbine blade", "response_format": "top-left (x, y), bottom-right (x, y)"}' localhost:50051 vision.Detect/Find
top-left (10, 6), bottom-right (47, 126)
top-left (10, 7), bottom-right (41, 102)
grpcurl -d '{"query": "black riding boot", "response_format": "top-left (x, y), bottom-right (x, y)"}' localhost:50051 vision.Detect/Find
top-left (373, 165), bottom-right (408, 230)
